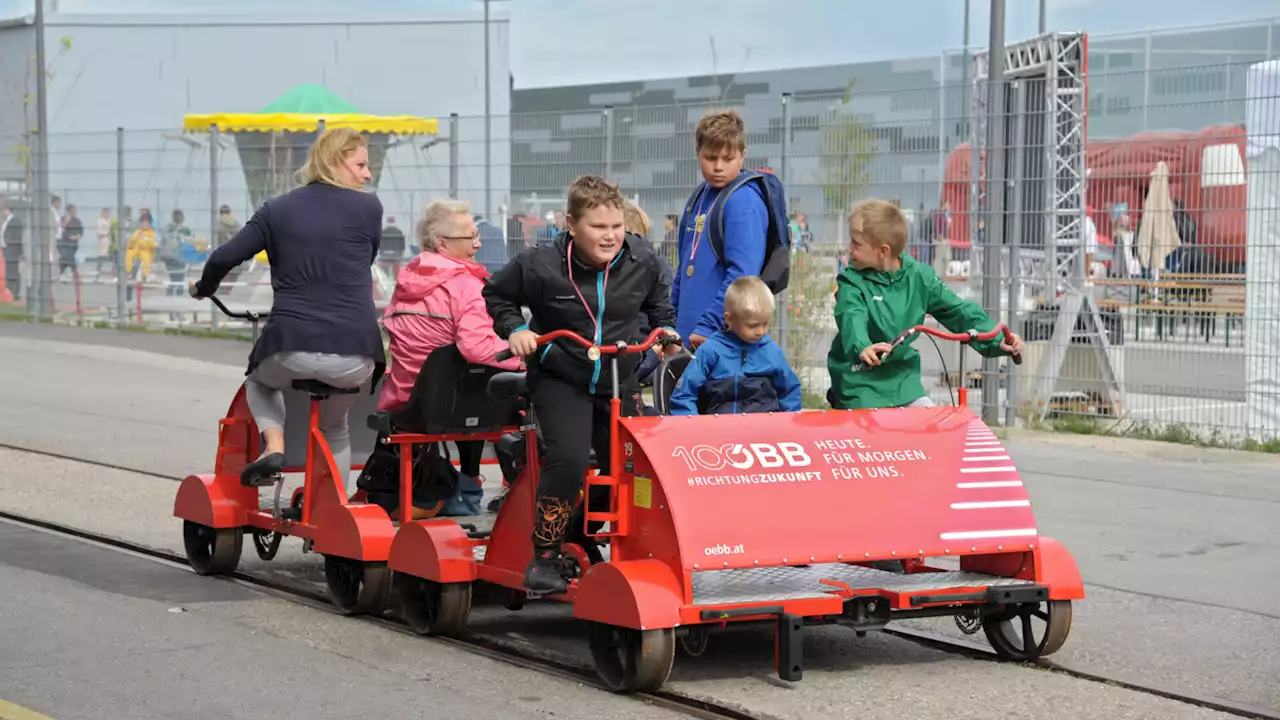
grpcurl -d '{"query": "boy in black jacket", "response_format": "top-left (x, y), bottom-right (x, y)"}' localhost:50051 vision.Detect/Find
top-left (484, 175), bottom-right (680, 594)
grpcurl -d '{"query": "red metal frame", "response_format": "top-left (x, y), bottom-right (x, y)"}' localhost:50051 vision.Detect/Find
top-left (173, 380), bottom-right (511, 550)
top-left (389, 328), bottom-right (672, 599)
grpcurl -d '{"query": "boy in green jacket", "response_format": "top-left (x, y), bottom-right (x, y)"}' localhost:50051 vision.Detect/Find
top-left (826, 199), bottom-right (1022, 409)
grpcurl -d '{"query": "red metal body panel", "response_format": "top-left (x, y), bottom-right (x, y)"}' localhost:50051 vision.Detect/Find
top-left (175, 387), bottom-right (258, 528)
top-left (312, 503), bottom-right (396, 561)
top-left (572, 560), bottom-right (683, 630)
top-left (173, 473), bottom-right (246, 528)
top-left (618, 407), bottom-right (1039, 573)
top-left (1032, 536), bottom-right (1085, 600)
top-left (173, 382), bottom-right (395, 562)
top-left (388, 520), bottom-right (479, 583)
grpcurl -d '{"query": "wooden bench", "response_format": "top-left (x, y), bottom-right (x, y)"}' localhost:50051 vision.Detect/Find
top-left (1035, 273), bottom-right (1246, 344)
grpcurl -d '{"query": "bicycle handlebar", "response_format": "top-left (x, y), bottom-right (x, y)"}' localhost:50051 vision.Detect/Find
top-left (207, 295), bottom-right (268, 322)
top-left (852, 322), bottom-right (1022, 371)
top-left (495, 327), bottom-right (681, 363)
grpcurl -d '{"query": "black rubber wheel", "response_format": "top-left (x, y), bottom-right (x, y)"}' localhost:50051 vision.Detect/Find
top-left (398, 575), bottom-right (471, 636)
top-left (252, 530), bottom-right (283, 561)
top-left (679, 626), bottom-right (710, 657)
top-left (323, 556), bottom-right (391, 616)
top-left (182, 520), bottom-right (242, 576)
top-left (588, 624), bottom-right (675, 693)
top-left (984, 599), bottom-right (1072, 661)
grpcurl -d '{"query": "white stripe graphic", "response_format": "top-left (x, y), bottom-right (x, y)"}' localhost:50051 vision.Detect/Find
top-left (965, 441), bottom-right (1002, 447)
top-left (951, 500), bottom-right (1031, 509)
top-left (957, 481), bottom-right (1024, 488)
top-left (940, 528), bottom-right (1038, 540)
top-left (963, 447), bottom-right (1006, 454)
top-left (963, 455), bottom-right (1011, 461)
top-left (960, 466), bottom-right (1018, 473)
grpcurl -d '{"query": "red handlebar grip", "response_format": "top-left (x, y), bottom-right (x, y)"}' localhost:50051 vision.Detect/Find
top-left (493, 327), bottom-right (676, 363)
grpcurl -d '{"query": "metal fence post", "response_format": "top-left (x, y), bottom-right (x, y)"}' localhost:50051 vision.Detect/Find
top-left (603, 105), bottom-right (614, 179)
top-left (30, 0), bottom-right (52, 321)
top-left (778, 92), bottom-right (793, 352)
top-left (115, 127), bottom-right (126, 324)
top-left (1005, 80), bottom-right (1027, 428)
top-left (1142, 31), bottom-right (1153, 132)
top-left (209, 123), bottom-right (220, 332)
top-left (980, 0), bottom-right (1007, 425)
top-left (779, 93), bottom-right (792, 183)
top-left (448, 113), bottom-right (459, 200)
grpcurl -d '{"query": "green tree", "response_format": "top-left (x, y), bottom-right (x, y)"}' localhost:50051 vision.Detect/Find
top-left (777, 248), bottom-right (844, 408)
top-left (815, 78), bottom-right (877, 215)
top-left (776, 79), bottom-right (876, 407)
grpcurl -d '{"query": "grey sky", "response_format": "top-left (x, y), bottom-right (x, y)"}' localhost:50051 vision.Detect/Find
top-left (1, 0), bottom-right (1277, 87)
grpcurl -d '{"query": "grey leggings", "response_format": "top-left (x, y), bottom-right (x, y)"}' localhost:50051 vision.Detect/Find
top-left (246, 351), bottom-right (376, 485)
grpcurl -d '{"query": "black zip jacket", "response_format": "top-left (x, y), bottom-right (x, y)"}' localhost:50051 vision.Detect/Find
top-left (483, 230), bottom-right (676, 395)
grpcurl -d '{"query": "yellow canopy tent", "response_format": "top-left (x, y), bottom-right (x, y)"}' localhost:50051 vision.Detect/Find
top-left (182, 84), bottom-right (437, 216)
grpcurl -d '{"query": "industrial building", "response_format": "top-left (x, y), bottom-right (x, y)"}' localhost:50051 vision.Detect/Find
top-left (509, 17), bottom-right (1280, 221)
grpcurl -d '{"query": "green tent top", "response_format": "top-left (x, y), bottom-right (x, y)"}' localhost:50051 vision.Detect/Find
top-left (259, 83), bottom-right (362, 115)
top-left (183, 83), bottom-right (437, 135)
top-left (181, 83), bottom-right (436, 208)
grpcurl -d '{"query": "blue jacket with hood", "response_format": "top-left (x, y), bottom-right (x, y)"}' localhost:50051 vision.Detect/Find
top-left (667, 328), bottom-right (802, 415)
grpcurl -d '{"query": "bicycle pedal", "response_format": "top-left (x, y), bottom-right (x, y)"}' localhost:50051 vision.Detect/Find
top-left (242, 471), bottom-right (283, 488)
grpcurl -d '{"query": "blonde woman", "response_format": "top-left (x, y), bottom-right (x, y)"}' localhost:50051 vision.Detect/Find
top-left (190, 127), bottom-right (385, 488)
top-left (622, 199), bottom-right (673, 393)
top-left (623, 199), bottom-right (650, 238)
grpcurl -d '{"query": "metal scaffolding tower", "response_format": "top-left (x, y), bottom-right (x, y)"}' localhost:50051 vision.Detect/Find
top-left (971, 32), bottom-right (1125, 418)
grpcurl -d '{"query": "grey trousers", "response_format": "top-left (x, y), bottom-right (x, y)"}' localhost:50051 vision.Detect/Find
top-left (246, 351), bottom-right (376, 484)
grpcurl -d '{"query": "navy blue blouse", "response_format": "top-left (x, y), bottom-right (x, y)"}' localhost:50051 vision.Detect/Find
top-left (195, 182), bottom-right (386, 376)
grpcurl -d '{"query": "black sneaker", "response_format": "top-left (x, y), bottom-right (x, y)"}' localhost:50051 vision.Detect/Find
top-left (524, 549), bottom-right (569, 595)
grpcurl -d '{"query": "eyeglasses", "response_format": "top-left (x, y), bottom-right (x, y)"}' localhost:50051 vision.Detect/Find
top-left (441, 233), bottom-right (480, 242)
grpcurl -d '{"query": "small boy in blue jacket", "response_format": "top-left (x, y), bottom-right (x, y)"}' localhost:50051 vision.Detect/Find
top-left (668, 276), bottom-right (802, 415)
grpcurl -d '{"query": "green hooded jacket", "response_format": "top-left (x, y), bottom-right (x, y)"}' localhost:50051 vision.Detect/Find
top-left (826, 253), bottom-right (1005, 409)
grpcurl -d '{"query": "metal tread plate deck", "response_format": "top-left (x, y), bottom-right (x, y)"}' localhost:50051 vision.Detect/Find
top-left (691, 563), bottom-right (1033, 607)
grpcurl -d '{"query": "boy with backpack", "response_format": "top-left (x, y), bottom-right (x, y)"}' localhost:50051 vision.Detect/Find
top-left (670, 110), bottom-right (791, 351)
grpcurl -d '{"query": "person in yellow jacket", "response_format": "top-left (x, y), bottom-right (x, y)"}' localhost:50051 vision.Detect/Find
top-left (125, 210), bottom-right (159, 301)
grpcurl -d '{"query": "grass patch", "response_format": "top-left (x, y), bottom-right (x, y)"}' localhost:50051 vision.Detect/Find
top-left (1026, 411), bottom-right (1280, 455)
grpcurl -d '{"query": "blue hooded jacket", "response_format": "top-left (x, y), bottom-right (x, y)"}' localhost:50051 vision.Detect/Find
top-left (667, 329), bottom-right (802, 415)
top-left (670, 176), bottom-right (768, 343)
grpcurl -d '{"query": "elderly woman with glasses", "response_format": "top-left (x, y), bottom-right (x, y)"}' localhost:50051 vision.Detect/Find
top-left (369, 199), bottom-right (522, 513)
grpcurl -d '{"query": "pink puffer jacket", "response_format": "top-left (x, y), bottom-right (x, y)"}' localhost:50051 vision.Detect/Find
top-left (378, 251), bottom-right (521, 412)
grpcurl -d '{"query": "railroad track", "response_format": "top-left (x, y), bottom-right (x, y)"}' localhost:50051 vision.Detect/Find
top-left (0, 441), bottom-right (1275, 720)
